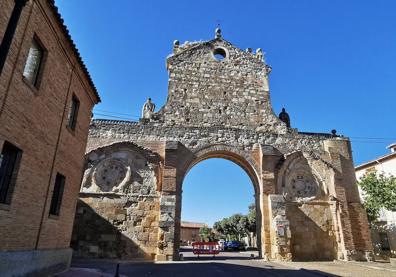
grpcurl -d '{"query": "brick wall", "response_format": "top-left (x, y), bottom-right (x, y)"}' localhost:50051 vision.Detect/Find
top-left (0, 0), bottom-right (99, 253)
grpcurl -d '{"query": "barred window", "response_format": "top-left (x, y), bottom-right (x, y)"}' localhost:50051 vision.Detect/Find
top-left (0, 141), bottom-right (22, 204)
top-left (23, 38), bottom-right (44, 87)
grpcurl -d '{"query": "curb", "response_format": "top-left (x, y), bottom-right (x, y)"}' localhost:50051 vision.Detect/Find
top-left (338, 260), bottom-right (396, 273)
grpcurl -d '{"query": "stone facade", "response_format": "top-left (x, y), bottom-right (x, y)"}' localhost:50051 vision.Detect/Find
top-left (0, 0), bottom-right (99, 276)
top-left (72, 30), bottom-right (373, 262)
top-left (71, 142), bottom-right (161, 260)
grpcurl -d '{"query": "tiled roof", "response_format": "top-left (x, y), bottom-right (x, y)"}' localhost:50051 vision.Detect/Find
top-left (181, 221), bottom-right (207, 229)
top-left (47, 0), bottom-right (100, 103)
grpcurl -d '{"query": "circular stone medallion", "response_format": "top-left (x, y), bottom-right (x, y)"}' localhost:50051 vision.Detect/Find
top-left (94, 159), bottom-right (127, 192)
top-left (285, 173), bottom-right (318, 201)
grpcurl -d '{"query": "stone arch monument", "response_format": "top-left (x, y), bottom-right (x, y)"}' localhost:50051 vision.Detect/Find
top-left (71, 29), bottom-right (373, 262)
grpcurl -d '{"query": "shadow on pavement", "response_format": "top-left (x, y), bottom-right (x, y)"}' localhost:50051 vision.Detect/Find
top-left (65, 259), bottom-right (340, 277)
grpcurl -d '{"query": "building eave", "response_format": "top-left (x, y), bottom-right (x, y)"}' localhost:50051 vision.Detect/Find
top-left (47, 0), bottom-right (101, 103)
top-left (355, 152), bottom-right (396, 171)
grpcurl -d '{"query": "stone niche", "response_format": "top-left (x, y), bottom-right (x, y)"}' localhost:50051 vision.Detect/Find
top-left (71, 142), bottom-right (162, 260)
top-left (277, 153), bottom-right (337, 260)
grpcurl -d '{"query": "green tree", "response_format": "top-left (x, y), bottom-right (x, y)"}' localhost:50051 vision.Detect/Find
top-left (199, 226), bottom-right (209, 241)
top-left (199, 226), bottom-right (213, 242)
top-left (246, 203), bottom-right (256, 234)
top-left (358, 171), bottom-right (396, 222)
top-left (213, 213), bottom-right (250, 241)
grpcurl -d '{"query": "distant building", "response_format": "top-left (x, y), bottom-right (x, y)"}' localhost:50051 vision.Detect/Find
top-left (355, 143), bottom-right (396, 257)
top-left (0, 0), bottom-right (100, 276)
top-left (180, 221), bottom-right (207, 245)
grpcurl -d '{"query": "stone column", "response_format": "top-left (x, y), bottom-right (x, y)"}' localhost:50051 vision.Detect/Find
top-left (267, 195), bottom-right (292, 260)
top-left (260, 145), bottom-right (283, 259)
top-left (157, 141), bottom-right (179, 261)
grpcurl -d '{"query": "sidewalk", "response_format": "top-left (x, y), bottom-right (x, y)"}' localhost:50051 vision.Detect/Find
top-left (274, 260), bottom-right (396, 277)
top-left (56, 258), bottom-right (396, 277)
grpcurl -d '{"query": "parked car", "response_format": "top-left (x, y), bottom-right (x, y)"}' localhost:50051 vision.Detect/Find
top-left (224, 241), bottom-right (246, 251)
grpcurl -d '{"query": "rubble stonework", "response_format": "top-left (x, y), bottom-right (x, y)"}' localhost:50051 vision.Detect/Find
top-left (72, 30), bottom-right (373, 261)
top-left (71, 142), bottom-right (161, 259)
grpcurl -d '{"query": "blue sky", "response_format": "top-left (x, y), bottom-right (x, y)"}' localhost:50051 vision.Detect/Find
top-left (56, 0), bottom-right (396, 224)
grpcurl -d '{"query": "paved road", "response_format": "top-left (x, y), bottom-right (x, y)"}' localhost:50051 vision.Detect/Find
top-left (57, 248), bottom-right (396, 277)
top-left (67, 258), bottom-right (326, 277)
top-left (62, 248), bottom-right (327, 277)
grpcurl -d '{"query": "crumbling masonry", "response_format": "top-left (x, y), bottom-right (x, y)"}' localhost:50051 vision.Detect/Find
top-left (71, 29), bottom-right (373, 261)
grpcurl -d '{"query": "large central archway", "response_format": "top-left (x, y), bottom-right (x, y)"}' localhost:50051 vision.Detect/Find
top-left (179, 157), bottom-right (260, 257)
top-left (173, 145), bottom-right (263, 258)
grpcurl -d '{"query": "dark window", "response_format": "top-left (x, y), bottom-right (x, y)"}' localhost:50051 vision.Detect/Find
top-left (0, 141), bottom-right (22, 204)
top-left (68, 96), bottom-right (80, 130)
top-left (23, 37), bottom-right (45, 87)
top-left (49, 173), bottom-right (65, 216)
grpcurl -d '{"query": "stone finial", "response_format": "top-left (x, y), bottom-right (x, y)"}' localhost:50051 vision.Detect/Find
top-left (173, 40), bottom-right (180, 53)
top-left (246, 48), bottom-right (252, 53)
top-left (279, 108), bottom-right (291, 128)
top-left (265, 65), bottom-right (272, 75)
top-left (256, 48), bottom-right (264, 61)
top-left (331, 129), bottom-right (337, 136)
top-left (215, 27), bottom-right (222, 39)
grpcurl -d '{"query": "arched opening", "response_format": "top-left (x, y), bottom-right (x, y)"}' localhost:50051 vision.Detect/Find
top-left (276, 152), bottom-right (337, 261)
top-left (176, 149), bottom-right (262, 260)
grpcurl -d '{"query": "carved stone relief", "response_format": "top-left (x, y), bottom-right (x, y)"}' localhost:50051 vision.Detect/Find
top-left (81, 146), bottom-right (158, 195)
top-left (93, 158), bottom-right (129, 192)
top-left (284, 170), bottom-right (318, 202)
top-left (279, 154), bottom-right (324, 203)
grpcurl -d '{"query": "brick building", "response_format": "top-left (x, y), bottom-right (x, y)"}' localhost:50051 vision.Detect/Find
top-left (0, 0), bottom-right (100, 276)
top-left (180, 221), bottom-right (207, 245)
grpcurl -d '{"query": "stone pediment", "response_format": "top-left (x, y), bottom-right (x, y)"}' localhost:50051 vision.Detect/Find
top-left (166, 38), bottom-right (265, 70)
top-left (158, 34), bottom-right (283, 131)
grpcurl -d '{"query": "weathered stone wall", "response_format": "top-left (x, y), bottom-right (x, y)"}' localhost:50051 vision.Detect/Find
top-left (88, 120), bottom-right (330, 155)
top-left (287, 202), bottom-right (337, 260)
top-left (71, 196), bottom-right (159, 259)
top-left (161, 39), bottom-right (282, 131)
top-left (70, 142), bottom-right (161, 260)
top-left (268, 195), bottom-right (292, 261)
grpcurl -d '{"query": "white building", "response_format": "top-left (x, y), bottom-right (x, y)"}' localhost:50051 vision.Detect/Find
top-left (355, 143), bottom-right (396, 257)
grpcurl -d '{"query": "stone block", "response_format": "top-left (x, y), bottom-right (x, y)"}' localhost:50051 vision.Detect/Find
top-left (162, 177), bottom-right (177, 192)
top-left (149, 233), bottom-right (158, 242)
top-left (138, 233), bottom-right (149, 241)
top-left (141, 219), bottom-right (151, 228)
